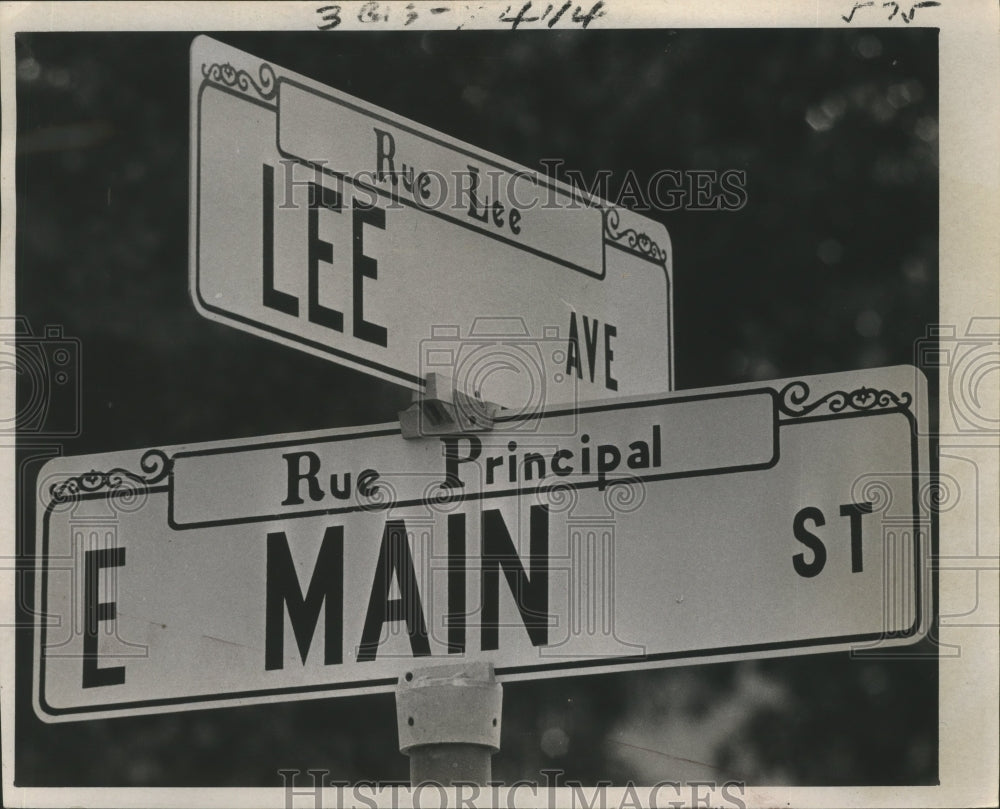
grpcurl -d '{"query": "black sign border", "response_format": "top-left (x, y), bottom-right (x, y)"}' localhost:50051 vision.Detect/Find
top-left (190, 46), bottom-right (675, 391)
top-left (35, 383), bottom-right (928, 720)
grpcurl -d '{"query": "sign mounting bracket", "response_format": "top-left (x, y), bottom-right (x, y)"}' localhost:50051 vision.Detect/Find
top-left (398, 373), bottom-right (502, 439)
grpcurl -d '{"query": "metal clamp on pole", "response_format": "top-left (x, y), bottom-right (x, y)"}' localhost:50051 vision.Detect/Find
top-left (395, 661), bottom-right (503, 786)
top-left (398, 373), bottom-right (502, 439)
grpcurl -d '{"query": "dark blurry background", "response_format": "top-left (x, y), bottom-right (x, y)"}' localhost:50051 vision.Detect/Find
top-left (13, 29), bottom-right (937, 786)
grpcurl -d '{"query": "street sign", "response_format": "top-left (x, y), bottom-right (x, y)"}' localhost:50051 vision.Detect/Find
top-left (189, 36), bottom-right (674, 411)
top-left (34, 366), bottom-right (930, 722)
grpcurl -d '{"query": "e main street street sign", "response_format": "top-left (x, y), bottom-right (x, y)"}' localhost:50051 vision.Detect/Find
top-left (190, 36), bottom-right (674, 410)
top-left (34, 366), bottom-right (930, 722)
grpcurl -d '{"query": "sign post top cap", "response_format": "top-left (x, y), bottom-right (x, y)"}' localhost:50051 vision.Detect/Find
top-left (395, 662), bottom-right (502, 753)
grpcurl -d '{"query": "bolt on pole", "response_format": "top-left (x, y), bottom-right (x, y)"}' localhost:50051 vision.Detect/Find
top-left (395, 661), bottom-right (503, 786)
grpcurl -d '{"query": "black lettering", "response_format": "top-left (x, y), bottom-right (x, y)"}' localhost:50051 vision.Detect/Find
top-left (262, 164), bottom-right (299, 316)
top-left (83, 547), bottom-right (126, 688)
top-left (283, 451), bottom-right (324, 506)
top-left (626, 440), bottom-right (649, 469)
top-left (551, 449), bottom-right (574, 476)
top-left (839, 501), bottom-right (874, 573)
top-left (523, 452), bottom-right (546, 481)
top-left (465, 165), bottom-right (489, 223)
top-left (265, 528), bottom-right (344, 670)
top-left (604, 323), bottom-right (617, 391)
top-left (352, 202), bottom-right (388, 346)
top-left (481, 505), bottom-right (549, 650)
top-left (441, 435), bottom-right (482, 490)
top-left (357, 468), bottom-right (380, 498)
top-left (485, 454), bottom-right (503, 485)
top-left (509, 207), bottom-right (522, 234)
top-left (447, 513), bottom-right (466, 654)
top-left (329, 473), bottom-right (351, 500)
top-left (418, 171), bottom-right (432, 202)
top-left (596, 444), bottom-right (621, 490)
top-left (373, 127), bottom-right (396, 183)
top-left (307, 181), bottom-right (343, 331)
top-left (397, 164), bottom-right (416, 194)
top-left (792, 506), bottom-right (826, 578)
top-left (582, 316), bottom-right (599, 383)
top-left (358, 520), bottom-right (430, 661)
top-left (566, 313), bottom-right (583, 380)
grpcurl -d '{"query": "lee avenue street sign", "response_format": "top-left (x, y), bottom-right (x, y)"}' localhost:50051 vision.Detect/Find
top-left (190, 36), bottom-right (674, 409)
top-left (34, 366), bottom-right (930, 722)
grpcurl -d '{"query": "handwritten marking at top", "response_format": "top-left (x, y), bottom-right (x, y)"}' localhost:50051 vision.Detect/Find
top-left (314, 1), bottom-right (606, 31)
top-left (843, 0), bottom-right (941, 24)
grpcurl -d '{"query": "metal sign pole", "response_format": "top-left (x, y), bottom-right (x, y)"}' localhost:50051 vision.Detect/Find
top-left (395, 379), bottom-right (503, 786)
top-left (395, 662), bottom-right (503, 786)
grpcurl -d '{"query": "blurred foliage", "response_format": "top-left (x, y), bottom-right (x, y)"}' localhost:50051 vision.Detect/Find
top-left (13, 29), bottom-right (936, 786)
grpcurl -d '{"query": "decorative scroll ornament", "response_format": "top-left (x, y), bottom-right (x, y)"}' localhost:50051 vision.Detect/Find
top-left (603, 208), bottom-right (669, 265)
top-left (49, 449), bottom-right (172, 503)
top-left (778, 382), bottom-right (912, 418)
top-left (201, 61), bottom-right (277, 101)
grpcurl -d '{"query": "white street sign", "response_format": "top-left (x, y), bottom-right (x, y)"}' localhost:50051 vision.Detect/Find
top-left (190, 36), bottom-right (674, 410)
top-left (34, 366), bottom-right (930, 722)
